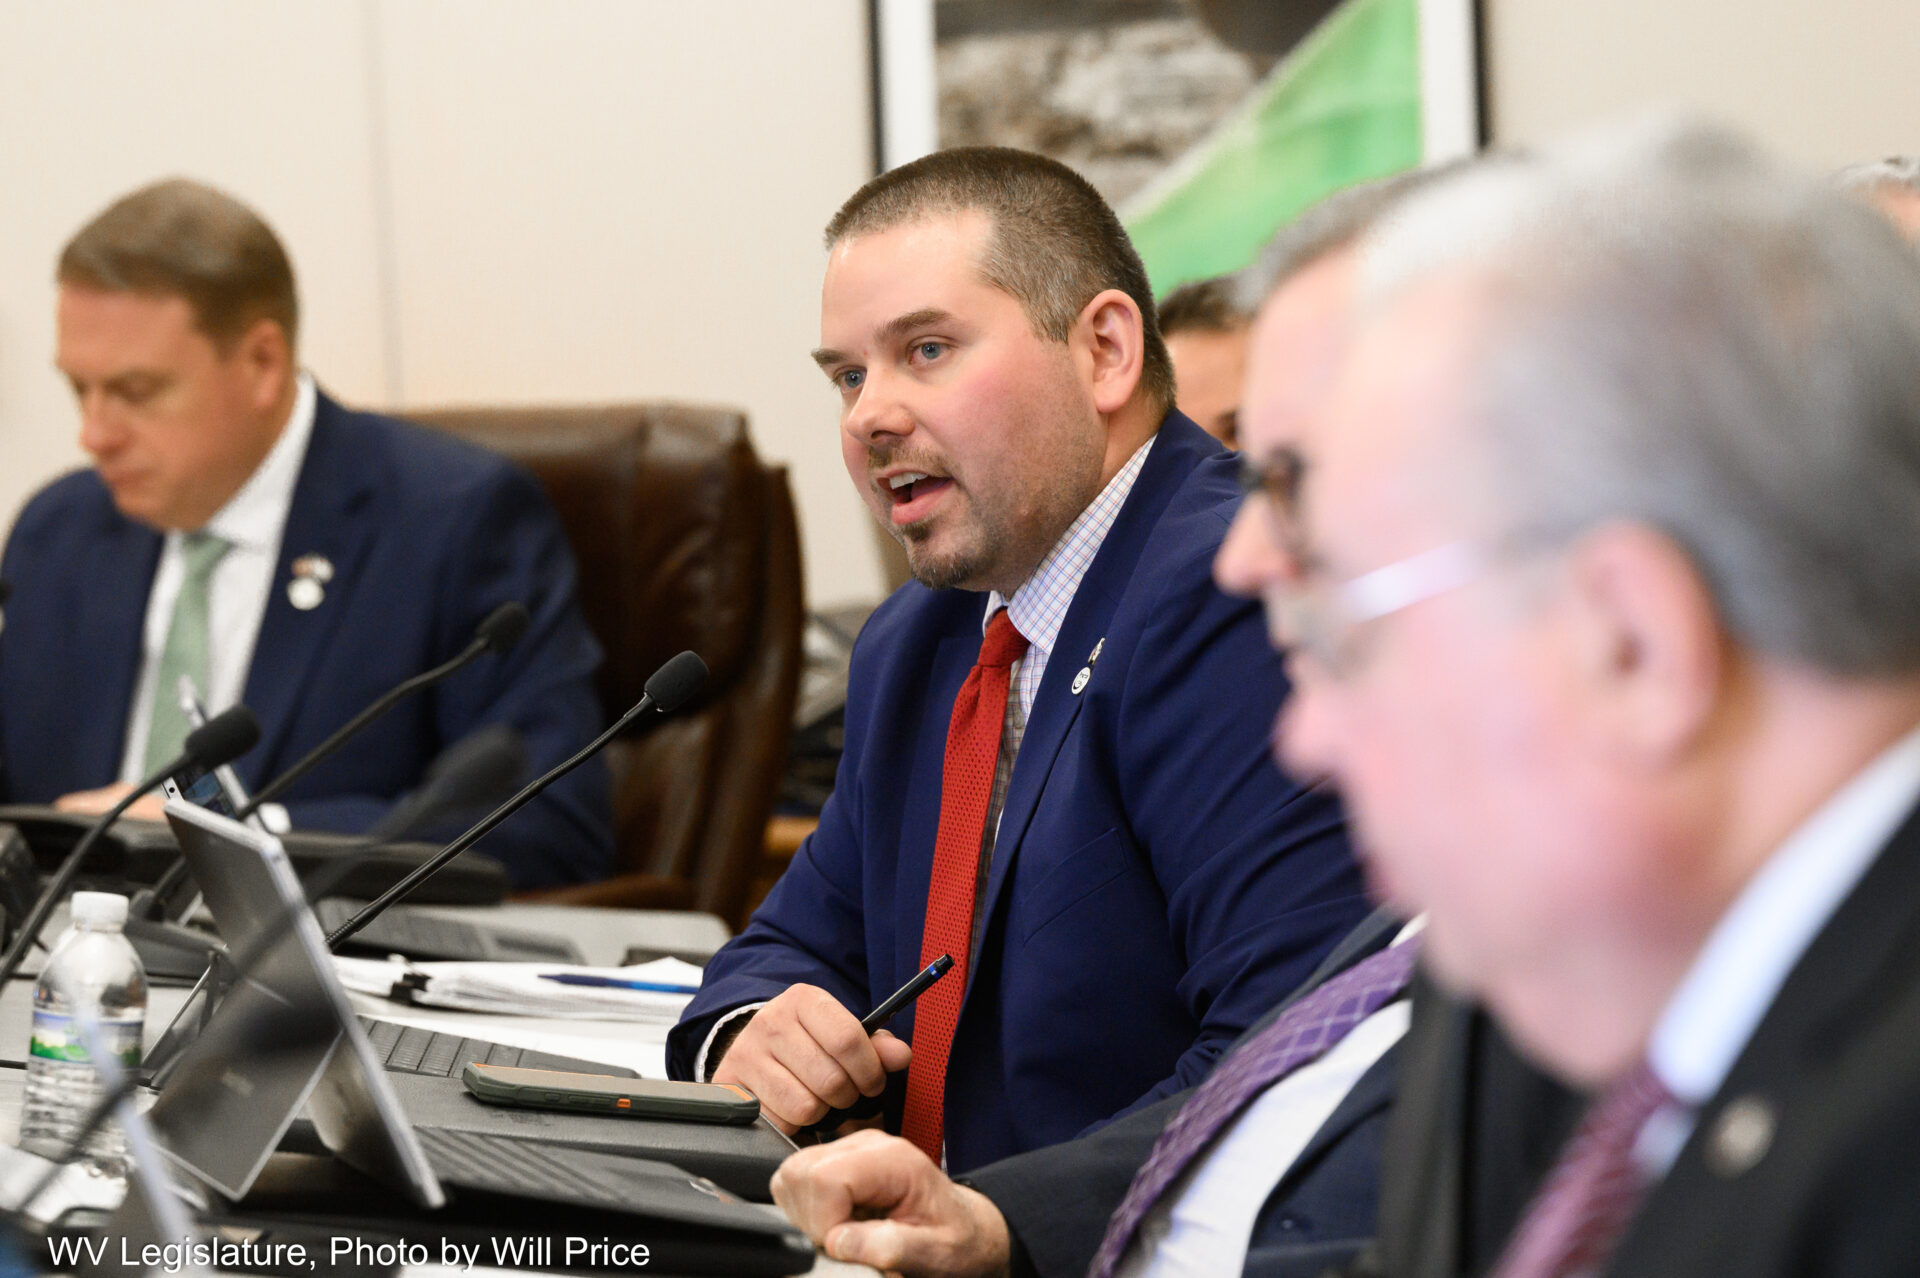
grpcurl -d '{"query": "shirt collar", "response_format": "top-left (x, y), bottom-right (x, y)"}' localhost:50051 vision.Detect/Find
top-left (985, 436), bottom-right (1155, 655)
top-left (201, 372), bottom-right (316, 554)
top-left (1649, 717), bottom-right (1920, 1104)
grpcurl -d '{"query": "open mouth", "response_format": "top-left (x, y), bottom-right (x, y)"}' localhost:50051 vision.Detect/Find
top-left (883, 471), bottom-right (954, 524)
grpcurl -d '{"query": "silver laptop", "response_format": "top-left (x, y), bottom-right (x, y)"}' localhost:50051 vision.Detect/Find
top-left (149, 799), bottom-right (443, 1206)
top-left (147, 800), bottom-right (812, 1276)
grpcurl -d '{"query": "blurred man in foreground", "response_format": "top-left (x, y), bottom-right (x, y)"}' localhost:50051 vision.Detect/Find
top-left (1288, 125), bottom-right (1920, 1276)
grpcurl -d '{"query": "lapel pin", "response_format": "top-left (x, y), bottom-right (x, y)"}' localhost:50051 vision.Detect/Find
top-left (1071, 637), bottom-right (1106, 696)
top-left (1705, 1094), bottom-right (1775, 1177)
top-left (287, 576), bottom-right (325, 611)
top-left (291, 553), bottom-right (334, 584)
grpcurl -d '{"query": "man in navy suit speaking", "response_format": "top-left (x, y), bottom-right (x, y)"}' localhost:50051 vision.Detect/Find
top-left (670, 148), bottom-right (1367, 1172)
top-left (0, 179), bottom-right (611, 888)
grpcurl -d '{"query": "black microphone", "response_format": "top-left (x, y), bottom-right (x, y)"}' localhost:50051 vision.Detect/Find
top-left (139, 720), bottom-right (530, 927)
top-left (0, 706), bottom-right (260, 989)
top-left (234, 601), bottom-right (531, 819)
top-left (365, 724), bottom-right (528, 844)
top-left (327, 650), bottom-right (708, 950)
top-left (296, 726), bottom-right (528, 907)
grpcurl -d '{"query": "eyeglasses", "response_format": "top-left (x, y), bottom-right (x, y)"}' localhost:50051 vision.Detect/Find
top-left (1275, 541), bottom-right (1491, 675)
top-left (1236, 446), bottom-right (1309, 561)
top-left (1237, 446), bottom-right (1498, 676)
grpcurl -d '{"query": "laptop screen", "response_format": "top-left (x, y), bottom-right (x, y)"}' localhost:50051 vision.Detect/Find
top-left (148, 799), bottom-right (444, 1209)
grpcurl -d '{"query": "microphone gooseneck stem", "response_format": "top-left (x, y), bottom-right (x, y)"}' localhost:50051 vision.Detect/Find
top-left (143, 855), bottom-right (194, 917)
top-left (0, 772), bottom-right (172, 990)
top-left (326, 694), bottom-right (657, 950)
top-left (237, 637), bottom-right (485, 817)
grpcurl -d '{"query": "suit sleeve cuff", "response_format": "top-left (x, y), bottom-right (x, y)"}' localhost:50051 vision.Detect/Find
top-left (693, 1001), bottom-right (766, 1081)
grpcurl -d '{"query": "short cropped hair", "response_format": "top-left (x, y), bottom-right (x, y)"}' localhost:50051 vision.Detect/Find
top-left (1157, 276), bottom-right (1250, 338)
top-left (1362, 122), bottom-right (1920, 676)
top-left (825, 147), bottom-right (1175, 412)
top-left (58, 178), bottom-right (299, 351)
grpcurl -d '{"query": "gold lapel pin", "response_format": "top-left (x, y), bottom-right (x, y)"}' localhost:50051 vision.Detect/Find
top-left (291, 553), bottom-right (334, 584)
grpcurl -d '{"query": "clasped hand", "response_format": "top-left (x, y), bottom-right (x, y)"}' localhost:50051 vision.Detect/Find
top-left (772, 1130), bottom-right (1011, 1278)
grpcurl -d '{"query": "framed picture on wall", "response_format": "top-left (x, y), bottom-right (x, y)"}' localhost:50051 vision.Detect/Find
top-left (867, 0), bottom-right (1483, 293)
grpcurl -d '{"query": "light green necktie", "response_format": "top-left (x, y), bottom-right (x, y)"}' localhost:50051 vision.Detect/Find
top-left (143, 531), bottom-right (232, 775)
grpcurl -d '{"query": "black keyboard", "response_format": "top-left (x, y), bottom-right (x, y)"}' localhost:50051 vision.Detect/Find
top-left (416, 1127), bottom-right (637, 1205)
top-left (356, 1014), bottom-right (636, 1078)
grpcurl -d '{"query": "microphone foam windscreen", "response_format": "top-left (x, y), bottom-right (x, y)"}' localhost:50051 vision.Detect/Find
top-left (183, 706), bottom-right (262, 768)
top-left (644, 650), bottom-right (709, 713)
top-left (476, 602), bottom-right (532, 654)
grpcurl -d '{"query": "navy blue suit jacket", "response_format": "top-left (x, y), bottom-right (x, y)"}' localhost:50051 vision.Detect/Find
top-left (670, 412), bottom-right (1366, 1172)
top-left (0, 390), bottom-right (613, 888)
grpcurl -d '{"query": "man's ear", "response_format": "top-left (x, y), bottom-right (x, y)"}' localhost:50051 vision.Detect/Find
top-left (1560, 522), bottom-right (1725, 765)
top-left (1077, 288), bottom-right (1146, 415)
top-left (232, 317), bottom-right (293, 411)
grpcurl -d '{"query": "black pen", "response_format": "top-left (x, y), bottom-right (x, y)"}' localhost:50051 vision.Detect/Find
top-left (793, 955), bottom-right (955, 1142)
top-left (862, 953), bottom-right (954, 1033)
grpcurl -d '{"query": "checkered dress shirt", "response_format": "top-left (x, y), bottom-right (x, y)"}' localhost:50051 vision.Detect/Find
top-left (972, 437), bottom-right (1155, 921)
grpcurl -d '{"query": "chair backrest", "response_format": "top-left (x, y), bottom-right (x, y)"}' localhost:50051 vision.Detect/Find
top-left (402, 403), bottom-right (804, 928)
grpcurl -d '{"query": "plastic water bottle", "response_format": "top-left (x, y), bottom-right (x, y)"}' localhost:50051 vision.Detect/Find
top-left (19, 891), bottom-right (148, 1182)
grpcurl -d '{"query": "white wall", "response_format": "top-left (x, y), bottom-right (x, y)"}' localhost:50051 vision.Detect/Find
top-left (1484, 0), bottom-right (1920, 169)
top-left (0, 0), bottom-right (887, 608)
top-left (10, 2), bottom-right (1915, 616)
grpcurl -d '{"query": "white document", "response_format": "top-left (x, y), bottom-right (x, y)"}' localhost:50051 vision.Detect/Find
top-left (332, 955), bottom-right (703, 1023)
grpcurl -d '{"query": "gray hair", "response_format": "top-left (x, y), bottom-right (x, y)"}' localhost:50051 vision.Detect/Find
top-left (1233, 159), bottom-right (1493, 314)
top-left (1835, 154), bottom-right (1920, 197)
top-left (1360, 121), bottom-right (1920, 675)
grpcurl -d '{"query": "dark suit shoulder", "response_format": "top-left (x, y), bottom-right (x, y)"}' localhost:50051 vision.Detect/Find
top-left (316, 395), bottom-right (541, 506)
top-left (1079, 421), bottom-right (1250, 643)
top-left (9, 467), bottom-right (119, 543)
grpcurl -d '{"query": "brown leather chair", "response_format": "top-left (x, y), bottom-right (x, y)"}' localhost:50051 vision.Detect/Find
top-left (402, 403), bottom-right (804, 930)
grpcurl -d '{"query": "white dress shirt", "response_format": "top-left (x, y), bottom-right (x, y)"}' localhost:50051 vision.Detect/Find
top-left (1119, 918), bottom-right (1424, 1278)
top-left (117, 374), bottom-right (317, 782)
top-left (1637, 719), bottom-right (1920, 1174)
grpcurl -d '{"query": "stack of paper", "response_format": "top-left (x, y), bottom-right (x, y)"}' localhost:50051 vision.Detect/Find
top-left (333, 955), bottom-right (703, 1023)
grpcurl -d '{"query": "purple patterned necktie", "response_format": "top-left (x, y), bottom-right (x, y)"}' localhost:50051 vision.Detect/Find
top-left (1486, 1062), bottom-right (1672, 1278)
top-left (1087, 936), bottom-right (1422, 1278)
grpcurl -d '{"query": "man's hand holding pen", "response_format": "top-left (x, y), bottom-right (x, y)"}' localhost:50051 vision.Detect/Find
top-left (711, 955), bottom-right (953, 1137)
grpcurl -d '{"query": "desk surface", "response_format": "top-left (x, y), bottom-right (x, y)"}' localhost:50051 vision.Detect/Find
top-left (0, 902), bottom-right (872, 1277)
top-left (393, 902), bottom-right (731, 969)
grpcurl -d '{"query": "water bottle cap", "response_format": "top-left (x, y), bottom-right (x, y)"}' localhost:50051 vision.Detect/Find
top-left (71, 891), bottom-right (129, 928)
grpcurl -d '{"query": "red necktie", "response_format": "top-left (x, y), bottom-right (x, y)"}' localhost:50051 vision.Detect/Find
top-left (900, 608), bottom-right (1029, 1162)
